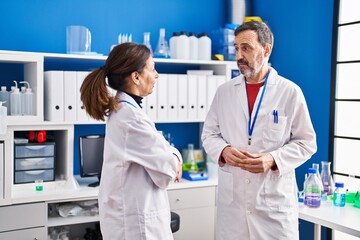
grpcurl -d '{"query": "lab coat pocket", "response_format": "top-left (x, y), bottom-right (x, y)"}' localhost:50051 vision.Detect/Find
top-left (263, 114), bottom-right (287, 142)
top-left (218, 168), bottom-right (233, 205)
top-left (264, 171), bottom-right (295, 211)
top-left (142, 208), bottom-right (172, 240)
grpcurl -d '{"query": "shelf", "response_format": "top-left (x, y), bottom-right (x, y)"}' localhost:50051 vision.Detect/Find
top-left (48, 215), bottom-right (99, 227)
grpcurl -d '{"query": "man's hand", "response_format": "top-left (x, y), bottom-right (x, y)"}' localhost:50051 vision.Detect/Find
top-left (222, 147), bottom-right (275, 173)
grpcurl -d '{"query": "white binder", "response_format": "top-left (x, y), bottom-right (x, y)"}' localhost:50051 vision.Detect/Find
top-left (63, 71), bottom-right (77, 122)
top-left (197, 75), bottom-right (207, 120)
top-left (187, 74), bottom-right (198, 120)
top-left (156, 74), bottom-right (168, 121)
top-left (44, 71), bottom-right (64, 121)
top-left (167, 74), bottom-right (178, 120)
top-left (146, 80), bottom-right (157, 121)
top-left (206, 75), bottom-right (218, 110)
top-left (76, 71), bottom-right (90, 122)
top-left (0, 142), bottom-right (3, 200)
top-left (217, 75), bottom-right (227, 87)
top-left (177, 74), bottom-right (188, 120)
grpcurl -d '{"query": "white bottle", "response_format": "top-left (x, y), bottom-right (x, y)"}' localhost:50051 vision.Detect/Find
top-left (198, 32), bottom-right (212, 60)
top-left (176, 31), bottom-right (190, 60)
top-left (169, 32), bottom-right (179, 59)
top-left (188, 32), bottom-right (199, 60)
top-left (0, 101), bottom-right (7, 134)
top-left (10, 81), bottom-right (21, 116)
top-left (20, 81), bottom-right (34, 115)
top-left (0, 86), bottom-right (10, 115)
top-left (20, 85), bottom-right (26, 115)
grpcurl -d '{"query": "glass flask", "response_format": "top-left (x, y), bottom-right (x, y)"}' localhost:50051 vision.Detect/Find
top-left (320, 161), bottom-right (334, 195)
top-left (143, 32), bottom-right (153, 55)
top-left (154, 28), bottom-right (170, 58)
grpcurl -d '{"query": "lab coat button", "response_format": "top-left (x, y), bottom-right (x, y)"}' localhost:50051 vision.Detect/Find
top-left (246, 210), bottom-right (251, 215)
top-left (245, 178), bottom-right (250, 184)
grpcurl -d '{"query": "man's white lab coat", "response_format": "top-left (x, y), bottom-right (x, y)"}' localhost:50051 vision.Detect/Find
top-left (202, 68), bottom-right (317, 240)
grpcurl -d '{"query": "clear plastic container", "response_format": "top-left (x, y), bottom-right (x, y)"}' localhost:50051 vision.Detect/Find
top-left (333, 182), bottom-right (346, 207)
top-left (304, 168), bottom-right (322, 208)
top-left (10, 81), bottom-right (21, 116)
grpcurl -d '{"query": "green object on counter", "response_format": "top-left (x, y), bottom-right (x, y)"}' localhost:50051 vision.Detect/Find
top-left (182, 163), bottom-right (198, 172)
top-left (346, 192), bottom-right (356, 203)
top-left (354, 192), bottom-right (360, 208)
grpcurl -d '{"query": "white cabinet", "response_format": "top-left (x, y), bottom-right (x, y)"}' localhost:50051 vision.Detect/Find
top-left (168, 186), bottom-right (216, 240)
top-left (0, 227), bottom-right (46, 240)
top-left (0, 202), bottom-right (46, 239)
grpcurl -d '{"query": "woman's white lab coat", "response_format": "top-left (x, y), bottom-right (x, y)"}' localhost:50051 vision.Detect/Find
top-left (99, 92), bottom-right (181, 240)
top-left (202, 68), bottom-right (317, 240)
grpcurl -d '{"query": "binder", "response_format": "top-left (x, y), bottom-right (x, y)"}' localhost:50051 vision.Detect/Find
top-left (217, 75), bottom-right (227, 87)
top-left (187, 75), bottom-right (198, 120)
top-left (63, 71), bottom-right (77, 122)
top-left (44, 71), bottom-right (64, 121)
top-left (146, 79), bottom-right (157, 121)
top-left (167, 74), bottom-right (178, 120)
top-left (197, 75), bottom-right (207, 120)
top-left (76, 71), bottom-right (90, 122)
top-left (156, 74), bottom-right (168, 121)
top-left (206, 75), bottom-right (218, 110)
top-left (177, 74), bottom-right (188, 120)
top-left (0, 142), bottom-right (3, 199)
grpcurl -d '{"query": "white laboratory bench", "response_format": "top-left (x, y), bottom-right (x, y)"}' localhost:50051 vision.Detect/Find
top-left (299, 203), bottom-right (360, 239)
top-left (1, 175), bottom-right (218, 240)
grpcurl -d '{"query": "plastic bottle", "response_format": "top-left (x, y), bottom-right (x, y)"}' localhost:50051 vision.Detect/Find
top-left (10, 81), bottom-right (21, 116)
top-left (176, 31), bottom-right (190, 60)
top-left (304, 168), bottom-right (322, 208)
top-left (187, 144), bottom-right (198, 172)
top-left (0, 86), bottom-right (10, 115)
top-left (333, 182), bottom-right (346, 207)
top-left (0, 101), bottom-right (7, 134)
top-left (20, 81), bottom-right (34, 116)
top-left (154, 28), bottom-right (170, 58)
top-left (169, 32), bottom-right (179, 59)
top-left (188, 32), bottom-right (199, 60)
top-left (320, 161), bottom-right (334, 195)
top-left (198, 32), bottom-right (212, 60)
top-left (143, 32), bottom-right (153, 55)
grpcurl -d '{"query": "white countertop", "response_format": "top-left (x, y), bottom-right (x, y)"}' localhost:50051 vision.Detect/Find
top-left (6, 175), bottom-right (218, 205)
top-left (299, 203), bottom-right (360, 237)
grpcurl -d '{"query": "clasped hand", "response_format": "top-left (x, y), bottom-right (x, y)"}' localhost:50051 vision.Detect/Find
top-left (222, 146), bottom-right (275, 173)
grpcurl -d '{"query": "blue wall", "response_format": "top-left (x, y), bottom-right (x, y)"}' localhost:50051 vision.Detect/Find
top-left (0, 0), bottom-right (226, 55)
top-left (1, 1), bottom-right (334, 239)
top-left (254, 1), bottom-right (334, 239)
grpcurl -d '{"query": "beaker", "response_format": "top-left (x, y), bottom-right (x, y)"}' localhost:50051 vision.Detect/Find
top-left (320, 161), bottom-right (334, 195)
top-left (66, 25), bottom-right (92, 54)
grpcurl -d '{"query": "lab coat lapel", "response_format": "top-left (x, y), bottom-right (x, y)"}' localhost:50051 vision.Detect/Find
top-left (234, 76), bottom-right (249, 120)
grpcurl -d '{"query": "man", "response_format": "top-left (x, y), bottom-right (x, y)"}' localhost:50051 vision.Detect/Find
top-left (201, 21), bottom-right (317, 239)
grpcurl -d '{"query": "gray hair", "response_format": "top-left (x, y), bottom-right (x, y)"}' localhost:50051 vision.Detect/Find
top-left (235, 21), bottom-right (274, 47)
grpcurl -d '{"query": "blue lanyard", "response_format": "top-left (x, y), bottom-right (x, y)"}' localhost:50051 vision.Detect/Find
top-left (120, 100), bottom-right (137, 108)
top-left (246, 71), bottom-right (270, 145)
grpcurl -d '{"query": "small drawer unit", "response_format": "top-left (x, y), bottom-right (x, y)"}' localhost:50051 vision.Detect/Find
top-left (14, 142), bottom-right (56, 184)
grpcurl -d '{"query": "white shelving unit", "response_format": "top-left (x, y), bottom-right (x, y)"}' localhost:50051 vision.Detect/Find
top-left (0, 50), bottom-right (234, 239)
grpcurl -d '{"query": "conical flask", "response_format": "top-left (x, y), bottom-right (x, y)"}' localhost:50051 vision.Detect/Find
top-left (320, 161), bottom-right (334, 195)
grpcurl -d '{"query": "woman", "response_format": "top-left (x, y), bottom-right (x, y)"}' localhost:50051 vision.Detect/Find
top-left (80, 42), bottom-right (183, 240)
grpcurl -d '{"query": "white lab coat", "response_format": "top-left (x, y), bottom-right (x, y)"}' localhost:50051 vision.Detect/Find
top-left (202, 68), bottom-right (317, 240)
top-left (99, 92), bottom-right (182, 240)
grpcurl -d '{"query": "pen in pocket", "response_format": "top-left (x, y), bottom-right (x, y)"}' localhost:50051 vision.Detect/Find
top-left (273, 110), bottom-right (278, 124)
